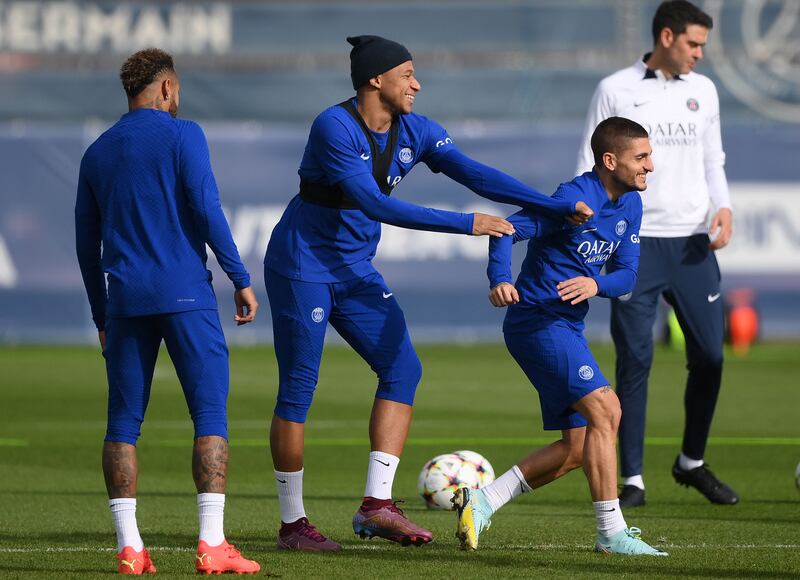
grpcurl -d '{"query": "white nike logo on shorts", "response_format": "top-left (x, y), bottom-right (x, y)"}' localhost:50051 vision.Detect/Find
top-left (382, 292), bottom-right (393, 299)
top-left (707, 293), bottom-right (721, 302)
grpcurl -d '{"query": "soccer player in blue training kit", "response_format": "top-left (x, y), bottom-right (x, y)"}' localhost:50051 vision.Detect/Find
top-left (75, 49), bottom-right (260, 575)
top-left (264, 35), bottom-right (594, 551)
top-left (454, 117), bottom-right (668, 556)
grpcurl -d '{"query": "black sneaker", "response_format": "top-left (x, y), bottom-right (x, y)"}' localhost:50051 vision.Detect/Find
top-left (618, 484), bottom-right (646, 508)
top-left (672, 457), bottom-right (739, 504)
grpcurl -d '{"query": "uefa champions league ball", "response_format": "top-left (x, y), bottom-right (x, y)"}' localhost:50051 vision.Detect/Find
top-left (417, 450), bottom-right (495, 510)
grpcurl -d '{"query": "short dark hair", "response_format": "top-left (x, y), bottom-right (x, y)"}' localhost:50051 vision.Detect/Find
top-left (591, 117), bottom-right (649, 166)
top-left (119, 48), bottom-right (175, 98)
top-left (652, 0), bottom-right (713, 45)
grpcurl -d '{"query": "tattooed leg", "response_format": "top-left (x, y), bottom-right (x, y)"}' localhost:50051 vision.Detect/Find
top-left (192, 436), bottom-right (228, 494)
top-left (103, 442), bottom-right (138, 498)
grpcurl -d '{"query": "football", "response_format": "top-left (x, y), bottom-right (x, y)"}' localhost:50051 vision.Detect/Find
top-left (417, 450), bottom-right (495, 510)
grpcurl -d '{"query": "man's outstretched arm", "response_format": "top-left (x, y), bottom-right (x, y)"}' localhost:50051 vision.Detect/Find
top-left (340, 173), bottom-right (514, 238)
top-left (434, 149), bottom-right (593, 224)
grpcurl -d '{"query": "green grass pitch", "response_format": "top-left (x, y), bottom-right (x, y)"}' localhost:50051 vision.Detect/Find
top-left (1, 342), bottom-right (798, 578)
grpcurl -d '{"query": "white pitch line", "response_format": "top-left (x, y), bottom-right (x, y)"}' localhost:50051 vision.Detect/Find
top-left (2, 544), bottom-right (798, 553)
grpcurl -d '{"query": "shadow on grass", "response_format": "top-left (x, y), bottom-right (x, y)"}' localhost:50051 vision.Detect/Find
top-left (306, 545), bottom-right (797, 579)
top-left (0, 530), bottom-right (196, 546)
top-left (3, 489), bottom-right (364, 502)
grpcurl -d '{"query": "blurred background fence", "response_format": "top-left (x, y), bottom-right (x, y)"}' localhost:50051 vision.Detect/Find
top-left (1, 0), bottom-right (798, 342)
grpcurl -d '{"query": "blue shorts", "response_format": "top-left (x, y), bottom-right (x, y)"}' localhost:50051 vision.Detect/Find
top-left (103, 309), bottom-right (229, 444)
top-left (504, 317), bottom-right (609, 431)
top-left (265, 267), bottom-right (422, 423)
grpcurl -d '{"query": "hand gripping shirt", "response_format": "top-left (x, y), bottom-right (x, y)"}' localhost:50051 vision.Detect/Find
top-left (488, 171), bottom-right (642, 332)
top-left (576, 56), bottom-right (731, 238)
top-left (75, 109), bottom-right (250, 330)
top-left (265, 98), bottom-right (576, 283)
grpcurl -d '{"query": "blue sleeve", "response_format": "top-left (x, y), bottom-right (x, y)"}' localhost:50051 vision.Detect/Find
top-left (593, 199), bottom-right (642, 298)
top-left (308, 112), bottom-right (371, 185)
top-left (434, 148), bottom-right (576, 216)
top-left (75, 155), bottom-right (107, 331)
top-left (487, 210), bottom-right (542, 288)
top-left (340, 173), bottom-right (473, 234)
top-left (418, 117), bottom-right (458, 169)
top-left (179, 122), bottom-right (251, 289)
top-left (312, 112), bottom-right (473, 234)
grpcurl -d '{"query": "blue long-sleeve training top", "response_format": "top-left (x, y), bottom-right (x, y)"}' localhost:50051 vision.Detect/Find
top-left (75, 108), bottom-right (250, 331)
top-left (488, 170), bottom-right (642, 331)
top-left (265, 98), bottom-right (577, 283)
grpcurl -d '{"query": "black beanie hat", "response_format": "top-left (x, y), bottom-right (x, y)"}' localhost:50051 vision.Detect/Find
top-left (347, 35), bottom-right (413, 90)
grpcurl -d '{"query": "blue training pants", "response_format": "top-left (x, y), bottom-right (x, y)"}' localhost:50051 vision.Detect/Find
top-left (104, 309), bottom-right (230, 444)
top-left (611, 234), bottom-right (724, 477)
top-left (265, 267), bottom-right (422, 423)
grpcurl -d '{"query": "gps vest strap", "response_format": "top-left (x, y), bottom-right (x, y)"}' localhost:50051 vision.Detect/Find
top-left (299, 99), bottom-right (399, 209)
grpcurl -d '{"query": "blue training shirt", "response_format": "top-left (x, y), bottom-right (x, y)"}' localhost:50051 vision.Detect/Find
top-left (75, 108), bottom-right (250, 331)
top-left (488, 170), bottom-right (642, 331)
top-left (265, 98), bottom-right (576, 283)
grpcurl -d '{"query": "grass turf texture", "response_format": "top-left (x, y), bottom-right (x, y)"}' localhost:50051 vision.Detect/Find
top-left (0, 343), bottom-right (798, 579)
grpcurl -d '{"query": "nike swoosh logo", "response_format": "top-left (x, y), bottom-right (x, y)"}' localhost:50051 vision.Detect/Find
top-left (600, 508), bottom-right (616, 512)
top-left (382, 292), bottom-right (393, 299)
top-left (276, 479), bottom-right (287, 484)
top-left (582, 227), bottom-right (597, 233)
top-left (360, 153), bottom-right (370, 160)
top-left (707, 293), bottom-right (721, 302)
top-left (373, 459), bottom-right (390, 467)
top-left (633, 101), bottom-right (648, 107)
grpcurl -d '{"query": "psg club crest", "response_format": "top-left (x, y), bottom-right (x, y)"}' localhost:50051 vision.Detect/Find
top-left (579, 365), bottom-right (594, 380)
top-left (311, 307), bottom-right (324, 323)
top-left (686, 98), bottom-right (700, 111)
top-left (615, 220), bottom-right (627, 236)
top-left (398, 147), bottom-right (414, 164)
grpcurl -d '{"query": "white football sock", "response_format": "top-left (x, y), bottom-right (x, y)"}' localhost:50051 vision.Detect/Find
top-left (197, 493), bottom-right (225, 546)
top-left (623, 475), bottom-right (645, 490)
top-left (594, 498), bottom-right (627, 537)
top-left (679, 453), bottom-right (704, 471)
top-left (109, 498), bottom-right (143, 552)
top-left (275, 469), bottom-right (306, 524)
top-left (480, 465), bottom-right (532, 513)
top-left (364, 451), bottom-right (399, 500)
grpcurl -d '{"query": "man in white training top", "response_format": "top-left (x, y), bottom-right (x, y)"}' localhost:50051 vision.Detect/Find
top-left (576, 0), bottom-right (738, 508)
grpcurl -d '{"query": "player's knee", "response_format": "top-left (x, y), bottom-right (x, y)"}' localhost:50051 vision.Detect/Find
top-left (606, 392), bottom-right (622, 431)
top-left (192, 411), bottom-right (228, 440)
top-left (689, 350), bottom-right (724, 373)
top-left (586, 388), bottom-right (621, 433)
top-left (375, 352), bottom-right (422, 405)
top-left (274, 400), bottom-right (311, 424)
top-left (105, 421), bottom-right (141, 446)
top-left (274, 378), bottom-right (317, 423)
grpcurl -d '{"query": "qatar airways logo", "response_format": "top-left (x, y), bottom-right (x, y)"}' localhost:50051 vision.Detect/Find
top-left (640, 122), bottom-right (698, 147)
top-left (576, 239), bottom-right (621, 264)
